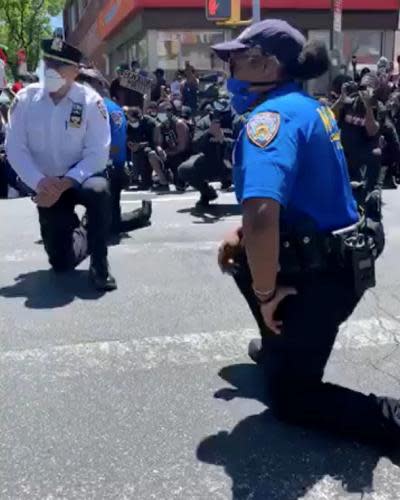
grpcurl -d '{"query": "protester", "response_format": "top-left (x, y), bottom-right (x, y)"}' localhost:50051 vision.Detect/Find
top-left (151, 68), bottom-right (167, 102)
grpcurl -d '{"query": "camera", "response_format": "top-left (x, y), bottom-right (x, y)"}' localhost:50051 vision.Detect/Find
top-left (343, 81), bottom-right (359, 96)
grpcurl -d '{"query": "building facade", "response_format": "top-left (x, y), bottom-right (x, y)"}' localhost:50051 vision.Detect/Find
top-left (64, 0), bottom-right (400, 82)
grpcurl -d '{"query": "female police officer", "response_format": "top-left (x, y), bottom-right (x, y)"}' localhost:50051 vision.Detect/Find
top-left (213, 20), bottom-right (400, 446)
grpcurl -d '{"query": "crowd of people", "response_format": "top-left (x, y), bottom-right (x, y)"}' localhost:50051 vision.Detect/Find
top-left (2, 53), bottom-right (400, 213)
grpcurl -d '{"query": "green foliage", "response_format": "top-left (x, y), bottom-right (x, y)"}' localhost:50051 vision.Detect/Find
top-left (0, 0), bottom-right (65, 75)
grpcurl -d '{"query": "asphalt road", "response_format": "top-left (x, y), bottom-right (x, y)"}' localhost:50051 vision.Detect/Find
top-left (1, 187), bottom-right (400, 500)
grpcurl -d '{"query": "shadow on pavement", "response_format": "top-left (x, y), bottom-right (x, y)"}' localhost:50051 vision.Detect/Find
top-left (0, 269), bottom-right (104, 309)
top-left (178, 204), bottom-right (241, 224)
top-left (197, 363), bottom-right (400, 500)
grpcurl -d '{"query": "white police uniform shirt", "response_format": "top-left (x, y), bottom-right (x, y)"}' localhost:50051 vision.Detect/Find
top-left (6, 82), bottom-right (111, 191)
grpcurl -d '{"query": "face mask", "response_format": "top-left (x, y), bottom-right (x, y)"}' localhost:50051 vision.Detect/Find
top-left (44, 68), bottom-right (66, 93)
top-left (150, 111), bottom-right (158, 118)
top-left (129, 120), bottom-right (140, 129)
top-left (158, 112), bottom-right (168, 123)
top-left (227, 78), bottom-right (279, 114)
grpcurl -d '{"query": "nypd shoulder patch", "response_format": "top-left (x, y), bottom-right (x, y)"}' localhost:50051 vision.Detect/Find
top-left (111, 110), bottom-right (123, 128)
top-left (246, 112), bottom-right (281, 148)
top-left (96, 100), bottom-right (107, 120)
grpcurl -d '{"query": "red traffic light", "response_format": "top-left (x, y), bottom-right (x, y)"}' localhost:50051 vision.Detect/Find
top-left (206, 0), bottom-right (232, 20)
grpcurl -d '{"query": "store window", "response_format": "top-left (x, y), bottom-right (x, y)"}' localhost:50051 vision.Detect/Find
top-left (307, 30), bottom-right (385, 95)
top-left (308, 30), bottom-right (383, 69)
top-left (156, 31), bottom-right (225, 71)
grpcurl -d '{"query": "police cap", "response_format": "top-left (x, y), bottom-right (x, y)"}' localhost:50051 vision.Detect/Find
top-left (212, 19), bottom-right (305, 69)
top-left (41, 37), bottom-right (82, 66)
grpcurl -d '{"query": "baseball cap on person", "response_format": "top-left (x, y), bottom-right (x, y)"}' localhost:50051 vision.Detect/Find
top-left (212, 19), bottom-right (305, 69)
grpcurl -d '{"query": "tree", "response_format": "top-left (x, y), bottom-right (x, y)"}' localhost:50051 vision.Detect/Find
top-left (0, 0), bottom-right (65, 76)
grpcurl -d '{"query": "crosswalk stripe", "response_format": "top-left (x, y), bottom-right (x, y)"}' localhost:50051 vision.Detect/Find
top-left (1, 317), bottom-right (399, 371)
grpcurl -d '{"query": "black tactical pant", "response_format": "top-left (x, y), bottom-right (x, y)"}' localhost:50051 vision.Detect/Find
top-left (347, 152), bottom-right (382, 195)
top-left (108, 166), bottom-right (150, 235)
top-left (178, 153), bottom-right (230, 195)
top-left (37, 176), bottom-right (111, 271)
top-left (232, 252), bottom-right (400, 446)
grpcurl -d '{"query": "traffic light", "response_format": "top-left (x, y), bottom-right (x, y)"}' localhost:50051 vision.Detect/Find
top-left (205, 0), bottom-right (251, 26)
top-left (206, 0), bottom-right (231, 21)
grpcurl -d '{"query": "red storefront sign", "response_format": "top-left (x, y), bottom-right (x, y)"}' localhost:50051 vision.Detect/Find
top-left (97, 0), bottom-right (399, 40)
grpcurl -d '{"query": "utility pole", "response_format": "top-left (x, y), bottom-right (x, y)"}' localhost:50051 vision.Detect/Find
top-left (252, 0), bottom-right (261, 23)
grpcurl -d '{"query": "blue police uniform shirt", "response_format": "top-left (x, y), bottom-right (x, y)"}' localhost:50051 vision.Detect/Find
top-left (233, 82), bottom-right (358, 232)
top-left (104, 97), bottom-right (127, 168)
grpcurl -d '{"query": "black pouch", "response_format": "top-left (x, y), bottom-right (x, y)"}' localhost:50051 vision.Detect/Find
top-left (344, 234), bottom-right (376, 298)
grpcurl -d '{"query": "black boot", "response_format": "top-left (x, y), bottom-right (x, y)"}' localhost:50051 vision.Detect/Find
top-left (141, 200), bottom-right (152, 220)
top-left (248, 338), bottom-right (265, 364)
top-left (89, 257), bottom-right (117, 292)
top-left (196, 185), bottom-right (218, 207)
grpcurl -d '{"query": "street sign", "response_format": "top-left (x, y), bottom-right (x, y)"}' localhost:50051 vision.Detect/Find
top-left (206, 0), bottom-right (232, 21)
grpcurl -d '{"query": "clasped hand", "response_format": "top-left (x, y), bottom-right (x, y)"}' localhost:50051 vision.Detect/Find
top-left (33, 177), bottom-right (73, 208)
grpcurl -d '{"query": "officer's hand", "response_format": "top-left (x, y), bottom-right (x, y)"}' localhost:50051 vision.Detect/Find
top-left (260, 286), bottom-right (297, 335)
top-left (36, 177), bottom-right (63, 197)
top-left (218, 227), bottom-right (242, 274)
top-left (33, 190), bottom-right (61, 208)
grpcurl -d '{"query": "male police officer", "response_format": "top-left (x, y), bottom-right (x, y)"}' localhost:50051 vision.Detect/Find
top-left (77, 67), bottom-right (152, 235)
top-left (213, 20), bottom-right (400, 446)
top-left (6, 37), bottom-right (116, 291)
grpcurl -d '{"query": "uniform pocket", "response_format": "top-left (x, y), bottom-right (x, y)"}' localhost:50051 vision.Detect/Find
top-left (62, 128), bottom-right (84, 151)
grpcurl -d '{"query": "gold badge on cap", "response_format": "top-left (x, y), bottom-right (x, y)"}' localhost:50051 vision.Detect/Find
top-left (51, 37), bottom-right (63, 52)
top-left (246, 112), bottom-right (281, 148)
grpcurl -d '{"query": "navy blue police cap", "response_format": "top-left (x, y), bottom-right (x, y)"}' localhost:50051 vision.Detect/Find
top-left (212, 19), bottom-right (305, 68)
top-left (78, 67), bottom-right (110, 88)
top-left (41, 37), bottom-right (82, 66)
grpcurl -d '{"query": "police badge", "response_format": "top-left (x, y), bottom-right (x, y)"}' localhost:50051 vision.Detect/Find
top-left (246, 112), bottom-right (281, 148)
top-left (69, 103), bottom-right (83, 128)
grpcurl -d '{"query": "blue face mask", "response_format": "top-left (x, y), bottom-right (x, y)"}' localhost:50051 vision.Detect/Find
top-left (227, 78), bottom-right (260, 115)
top-left (227, 77), bottom-right (281, 114)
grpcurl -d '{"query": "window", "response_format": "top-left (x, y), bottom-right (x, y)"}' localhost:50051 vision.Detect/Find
top-left (156, 31), bottom-right (224, 71)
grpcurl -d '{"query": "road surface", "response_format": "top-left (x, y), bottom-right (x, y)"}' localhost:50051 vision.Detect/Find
top-left (1, 188), bottom-right (400, 499)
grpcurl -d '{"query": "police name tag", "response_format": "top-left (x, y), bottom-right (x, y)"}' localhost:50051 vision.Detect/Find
top-left (69, 103), bottom-right (83, 128)
top-left (246, 112), bottom-right (280, 148)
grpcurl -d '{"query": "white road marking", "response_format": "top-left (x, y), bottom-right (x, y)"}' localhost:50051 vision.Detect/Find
top-left (1, 317), bottom-right (400, 372)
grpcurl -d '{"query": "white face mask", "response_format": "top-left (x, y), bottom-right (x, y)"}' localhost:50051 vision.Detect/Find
top-left (44, 68), bottom-right (66, 93)
top-left (158, 113), bottom-right (168, 123)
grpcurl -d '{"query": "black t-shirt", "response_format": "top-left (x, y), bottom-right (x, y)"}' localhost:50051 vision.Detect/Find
top-left (339, 98), bottom-right (382, 158)
top-left (151, 78), bottom-right (167, 102)
top-left (127, 115), bottom-right (156, 149)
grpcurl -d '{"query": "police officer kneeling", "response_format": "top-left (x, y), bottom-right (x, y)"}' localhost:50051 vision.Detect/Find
top-left (213, 20), bottom-right (400, 446)
top-left (6, 37), bottom-right (117, 291)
